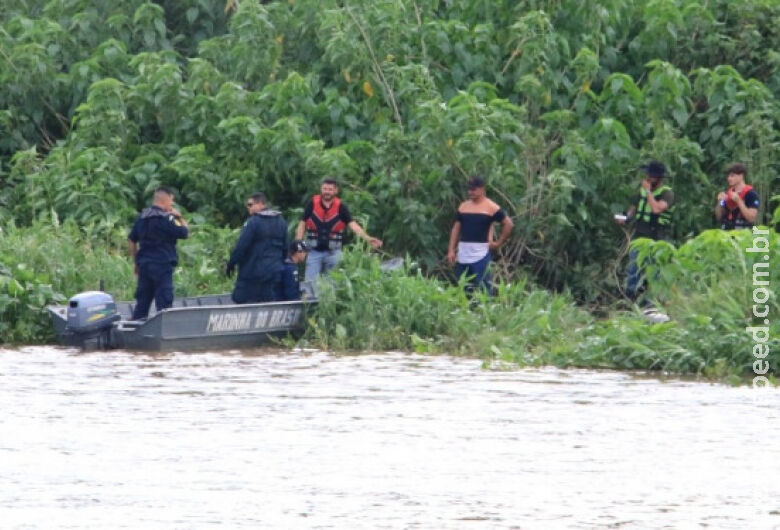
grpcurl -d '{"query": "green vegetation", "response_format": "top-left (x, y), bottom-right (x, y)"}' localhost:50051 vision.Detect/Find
top-left (1, 1), bottom-right (778, 379)
top-left (308, 232), bottom-right (779, 381)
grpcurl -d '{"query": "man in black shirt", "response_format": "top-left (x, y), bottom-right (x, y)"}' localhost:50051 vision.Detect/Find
top-left (447, 176), bottom-right (513, 295)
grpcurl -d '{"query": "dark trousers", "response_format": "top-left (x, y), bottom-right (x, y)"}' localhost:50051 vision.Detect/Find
top-left (132, 262), bottom-right (174, 320)
top-left (625, 249), bottom-right (659, 306)
top-left (231, 278), bottom-right (277, 304)
top-left (455, 253), bottom-right (493, 296)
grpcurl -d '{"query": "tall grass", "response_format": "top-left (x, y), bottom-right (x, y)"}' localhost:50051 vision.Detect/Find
top-left (306, 236), bottom-right (779, 381)
top-left (3, 221), bottom-right (778, 383)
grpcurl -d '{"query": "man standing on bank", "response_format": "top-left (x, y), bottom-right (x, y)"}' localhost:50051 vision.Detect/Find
top-left (714, 162), bottom-right (760, 230)
top-left (447, 176), bottom-right (514, 294)
top-left (295, 178), bottom-right (382, 284)
top-left (226, 192), bottom-right (287, 304)
top-left (128, 186), bottom-right (189, 320)
top-left (615, 161), bottom-right (675, 302)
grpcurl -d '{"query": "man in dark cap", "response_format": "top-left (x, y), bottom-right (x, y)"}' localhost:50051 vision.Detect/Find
top-left (615, 161), bottom-right (675, 303)
top-left (447, 176), bottom-right (514, 295)
top-left (128, 186), bottom-right (189, 320)
top-left (275, 240), bottom-right (309, 301)
top-left (226, 192), bottom-right (287, 304)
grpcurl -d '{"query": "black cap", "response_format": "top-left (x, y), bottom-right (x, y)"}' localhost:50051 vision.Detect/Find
top-left (467, 176), bottom-right (486, 189)
top-left (289, 240), bottom-right (308, 254)
top-left (641, 161), bottom-right (666, 177)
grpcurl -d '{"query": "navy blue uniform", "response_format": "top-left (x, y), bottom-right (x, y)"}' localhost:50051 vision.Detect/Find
top-left (274, 260), bottom-right (301, 301)
top-left (128, 206), bottom-right (189, 319)
top-left (228, 209), bottom-right (287, 304)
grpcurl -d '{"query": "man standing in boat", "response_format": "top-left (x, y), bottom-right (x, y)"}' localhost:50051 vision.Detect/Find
top-left (614, 161), bottom-right (675, 303)
top-left (447, 176), bottom-right (514, 295)
top-left (128, 186), bottom-right (189, 320)
top-left (226, 192), bottom-right (287, 304)
top-left (295, 178), bottom-right (383, 284)
top-left (714, 162), bottom-right (760, 230)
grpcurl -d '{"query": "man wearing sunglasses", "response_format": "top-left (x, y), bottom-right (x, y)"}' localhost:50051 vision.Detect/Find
top-left (225, 192), bottom-right (287, 304)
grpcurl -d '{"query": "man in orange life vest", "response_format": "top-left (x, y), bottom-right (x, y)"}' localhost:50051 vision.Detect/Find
top-left (295, 178), bottom-right (382, 285)
top-left (714, 162), bottom-right (760, 230)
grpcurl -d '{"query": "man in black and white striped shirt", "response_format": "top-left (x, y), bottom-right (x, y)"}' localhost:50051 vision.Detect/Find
top-left (446, 176), bottom-right (513, 295)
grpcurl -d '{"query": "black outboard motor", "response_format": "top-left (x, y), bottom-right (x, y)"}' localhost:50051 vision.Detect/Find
top-left (66, 291), bottom-right (120, 350)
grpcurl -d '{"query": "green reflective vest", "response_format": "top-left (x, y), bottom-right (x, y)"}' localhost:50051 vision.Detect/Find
top-left (635, 184), bottom-right (674, 239)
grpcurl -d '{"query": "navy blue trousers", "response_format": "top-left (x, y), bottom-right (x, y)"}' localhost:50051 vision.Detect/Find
top-left (231, 278), bottom-right (277, 304)
top-left (132, 262), bottom-right (174, 320)
top-left (455, 253), bottom-right (493, 296)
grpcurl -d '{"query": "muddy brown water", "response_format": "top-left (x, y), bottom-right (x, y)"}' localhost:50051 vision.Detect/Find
top-left (1, 347), bottom-right (778, 529)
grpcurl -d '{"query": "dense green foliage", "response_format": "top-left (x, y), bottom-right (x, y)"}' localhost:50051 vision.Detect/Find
top-left (1, 1), bottom-right (778, 380)
top-left (2, 1), bottom-right (779, 295)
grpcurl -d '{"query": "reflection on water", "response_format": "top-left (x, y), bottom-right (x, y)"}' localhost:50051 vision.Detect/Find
top-left (0, 347), bottom-right (778, 529)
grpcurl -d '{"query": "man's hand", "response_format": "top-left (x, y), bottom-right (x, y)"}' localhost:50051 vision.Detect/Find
top-left (640, 179), bottom-right (652, 192)
top-left (717, 191), bottom-right (728, 202)
top-left (446, 249), bottom-right (456, 264)
top-left (368, 237), bottom-right (383, 249)
top-left (225, 263), bottom-right (234, 277)
top-left (134, 263), bottom-right (139, 276)
top-left (727, 189), bottom-right (741, 203)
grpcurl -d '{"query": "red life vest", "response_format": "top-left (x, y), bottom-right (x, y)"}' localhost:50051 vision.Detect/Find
top-left (305, 195), bottom-right (347, 250)
top-left (723, 184), bottom-right (755, 229)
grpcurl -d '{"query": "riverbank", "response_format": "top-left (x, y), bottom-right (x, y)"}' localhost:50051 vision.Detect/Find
top-left (2, 221), bottom-right (778, 382)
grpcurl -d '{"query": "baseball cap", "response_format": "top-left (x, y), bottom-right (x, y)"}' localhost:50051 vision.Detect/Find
top-left (641, 161), bottom-right (666, 177)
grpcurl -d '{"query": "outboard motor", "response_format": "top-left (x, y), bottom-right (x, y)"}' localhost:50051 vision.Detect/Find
top-left (66, 291), bottom-right (120, 350)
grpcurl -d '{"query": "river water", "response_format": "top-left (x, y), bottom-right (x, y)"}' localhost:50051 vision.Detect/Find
top-left (1, 347), bottom-right (778, 529)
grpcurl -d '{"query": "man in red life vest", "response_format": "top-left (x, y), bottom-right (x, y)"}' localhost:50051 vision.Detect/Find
top-left (714, 162), bottom-right (760, 230)
top-left (295, 178), bottom-right (382, 286)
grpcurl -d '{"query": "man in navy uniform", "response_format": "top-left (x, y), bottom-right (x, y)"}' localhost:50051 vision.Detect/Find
top-left (128, 186), bottom-right (189, 320)
top-left (226, 192), bottom-right (287, 304)
top-left (275, 240), bottom-right (308, 301)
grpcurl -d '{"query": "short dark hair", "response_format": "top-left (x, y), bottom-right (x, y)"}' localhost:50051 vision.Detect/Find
top-left (727, 162), bottom-right (747, 177)
top-left (321, 178), bottom-right (339, 187)
top-left (467, 176), bottom-right (486, 189)
top-left (248, 192), bottom-right (266, 204)
top-left (154, 186), bottom-right (174, 197)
